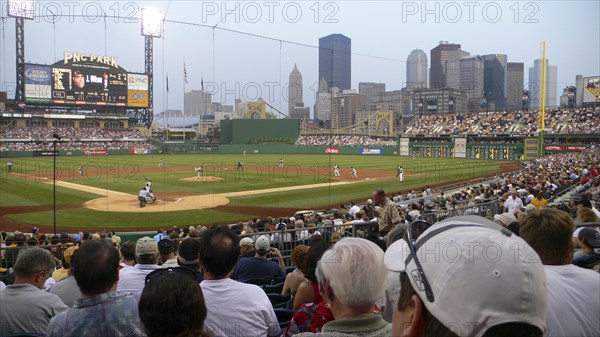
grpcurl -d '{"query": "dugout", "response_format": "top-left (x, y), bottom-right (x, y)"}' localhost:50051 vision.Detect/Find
top-left (220, 119), bottom-right (299, 145)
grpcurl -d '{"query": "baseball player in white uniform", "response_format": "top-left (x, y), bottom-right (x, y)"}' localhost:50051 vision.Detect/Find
top-left (349, 167), bottom-right (358, 179)
top-left (195, 166), bottom-right (203, 178)
top-left (144, 178), bottom-right (153, 193)
top-left (333, 164), bottom-right (340, 177)
top-left (397, 165), bottom-right (404, 182)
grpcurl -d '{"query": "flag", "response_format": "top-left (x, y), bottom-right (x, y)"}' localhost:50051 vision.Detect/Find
top-left (184, 61), bottom-right (188, 84)
top-left (166, 74), bottom-right (169, 93)
top-left (201, 74), bottom-right (204, 92)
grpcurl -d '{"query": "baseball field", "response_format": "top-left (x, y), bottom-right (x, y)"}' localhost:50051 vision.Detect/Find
top-left (0, 154), bottom-right (518, 232)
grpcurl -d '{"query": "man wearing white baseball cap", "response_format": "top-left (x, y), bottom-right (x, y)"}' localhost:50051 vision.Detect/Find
top-left (384, 215), bottom-right (547, 337)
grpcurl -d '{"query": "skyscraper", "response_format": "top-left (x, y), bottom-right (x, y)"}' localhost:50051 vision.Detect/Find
top-left (446, 49), bottom-right (470, 89)
top-left (332, 90), bottom-right (366, 128)
top-left (359, 82), bottom-right (386, 106)
top-left (288, 64), bottom-right (303, 114)
top-left (315, 78), bottom-right (332, 122)
top-left (406, 49), bottom-right (428, 88)
top-left (483, 54), bottom-right (508, 109)
top-left (460, 55), bottom-right (484, 99)
top-left (506, 62), bottom-right (524, 110)
top-left (529, 59), bottom-right (558, 109)
top-left (319, 34), bottom-right (351, 91)
top-left (184, 90), bottom-right (212, 117)
top-left (430, 42), bottom-right (461, 89)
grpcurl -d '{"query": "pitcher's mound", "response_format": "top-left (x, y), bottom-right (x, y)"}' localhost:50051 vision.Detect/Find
top-left (179, 176), bottom-right (224, 182)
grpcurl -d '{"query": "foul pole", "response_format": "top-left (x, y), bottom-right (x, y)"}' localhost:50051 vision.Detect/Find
top-left (538, 41), bottom-right (547, 158)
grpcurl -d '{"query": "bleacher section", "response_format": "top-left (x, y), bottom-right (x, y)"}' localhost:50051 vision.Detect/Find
top-left (405, 108), bottom-right (600, 136)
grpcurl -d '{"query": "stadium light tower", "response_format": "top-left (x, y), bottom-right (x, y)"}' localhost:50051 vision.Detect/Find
top-left (140, 8), bottom-right (162, 127)
top-left (7, 0), bottom-right (35, 107)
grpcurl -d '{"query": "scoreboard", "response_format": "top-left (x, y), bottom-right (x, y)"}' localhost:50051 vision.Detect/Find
top-left (24, 52), bottom-right (148, 108)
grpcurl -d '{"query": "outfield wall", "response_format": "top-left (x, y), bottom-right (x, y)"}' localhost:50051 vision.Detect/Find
top-left (220, 119), bottom-right (300, 144)
top-left (218, 145), bottom-right (398, 155)
top-left (2, 142), bottom-right (593, 159)
top-left (0, 145), bottom-right (399, 157)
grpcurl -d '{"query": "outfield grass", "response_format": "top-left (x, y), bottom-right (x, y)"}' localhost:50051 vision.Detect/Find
top-left (1, 154), bottom-right (512, 230)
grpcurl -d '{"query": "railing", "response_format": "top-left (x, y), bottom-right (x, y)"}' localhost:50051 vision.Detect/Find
top-left (419, 199), bottom-right (500, 223)
top-left (1, 244), bottom-right (75, 277)
top-left (238, 199), bottom-right (500, 266)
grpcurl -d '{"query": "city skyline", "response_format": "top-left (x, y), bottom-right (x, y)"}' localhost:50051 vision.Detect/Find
top-left (0, 1), bottom-right (597, 116)
top-left (287, 64), bottom-right (303, 114)
top-left (406, 49), bottom-right (428, 88)
top-left (318, 33), bottom-right (352, 91)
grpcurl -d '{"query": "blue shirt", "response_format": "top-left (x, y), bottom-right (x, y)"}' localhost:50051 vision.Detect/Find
top-left (46, 291), bottom-right (146, 337)
top-left (232, 257), bottom-right (285, 283)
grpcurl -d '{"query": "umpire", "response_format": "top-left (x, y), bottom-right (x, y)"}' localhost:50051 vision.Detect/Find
top-left (138, 187), bottom-right (149, 208)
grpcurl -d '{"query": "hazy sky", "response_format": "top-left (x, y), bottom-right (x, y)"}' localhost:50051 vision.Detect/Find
top-left (0, 0), bottom-right (598, 116)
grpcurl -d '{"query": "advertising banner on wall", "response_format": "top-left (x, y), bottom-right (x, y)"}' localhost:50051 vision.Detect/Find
top-left (325, 147), bottom-right (339, 154)
top-left (454, 138), bottom-right (467, 158)
top-left (399, 138), bottom-right (410, 156)
top-left (82, 149), bottom-right (107, 156)
top-left (360, 147), bottom-right (383, 155)
top-left (130, 148), bottom-right (150, 154)
top-left (24, 64), bottom-right (52, 103)
top-left (32, 150), bottom-right (60, 157)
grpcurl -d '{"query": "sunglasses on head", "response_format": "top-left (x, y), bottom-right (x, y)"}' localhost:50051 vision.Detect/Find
top-left (404, 219), bottom-right (513, 303)
top-left (406, 220), bottom-right (435, 302)
top-left (145, 266), bottom-right (198, 285)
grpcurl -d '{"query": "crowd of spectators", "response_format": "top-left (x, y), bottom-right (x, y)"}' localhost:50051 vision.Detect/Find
top-left (1, 150), bottom-right (599, 336)
top-left (1, 141), bottom-right (157, 152)
top-left (295, 135), bottom-right (395, 146)
top-left (0, 126), bottom-right (155, 152)
top-left (563, 109), bottom-right (600, 134)
top-left (1, 127), bottom-right (146, 140)
top-left (1, 198), bottom-right (598, 336)
top-left (406, 108), bottom-right (600, 136)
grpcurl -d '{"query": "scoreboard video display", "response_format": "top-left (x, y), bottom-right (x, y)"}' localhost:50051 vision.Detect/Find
top-left (583, 76), bottom-right (600, 103)
top-left (25, 52), bottom-right (148, 108)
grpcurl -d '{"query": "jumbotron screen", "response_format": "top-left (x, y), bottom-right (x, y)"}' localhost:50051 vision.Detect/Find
top-left (583, 76), bottom-right (600, 103)
top-left (24, 52), bottom-right (148, 108)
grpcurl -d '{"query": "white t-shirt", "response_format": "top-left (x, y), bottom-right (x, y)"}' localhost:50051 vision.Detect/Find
top-left (408, 210), bottom-right (421, 220)
top-left (349, 205), bottom-right (361, 217)
top-left (201, 278), bottom-right (280, 337)
top-left (543, 265), bottom-right (600, 337)
top-left (117, 263), bottom-right (162, 294)
top-left (161, 259), bottom-right (179, 268)
top-left (0, 281), bottom-right (5, 292)
top-left (508, 197), bottom-right (523, 214)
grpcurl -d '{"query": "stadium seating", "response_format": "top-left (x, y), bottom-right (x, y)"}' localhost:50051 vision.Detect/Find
top-left (405, 108), bottom-right (600, 136)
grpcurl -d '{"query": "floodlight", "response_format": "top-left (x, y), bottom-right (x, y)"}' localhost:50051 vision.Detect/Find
top-left (141, 8), bottom-right (162, 38)
top-left (7, 0), bottom-right (34, 19)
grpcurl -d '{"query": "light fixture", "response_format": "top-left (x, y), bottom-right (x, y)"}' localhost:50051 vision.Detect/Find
top-left (7, 0), bottom-right (35, 19)
top-left (141, 8), bottom-right (162, 37)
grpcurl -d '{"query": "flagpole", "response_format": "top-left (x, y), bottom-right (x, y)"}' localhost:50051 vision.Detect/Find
top-left (183, 57), bottom-right (186, 141)
top-left (166, 73), bottom-right (169, 140)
